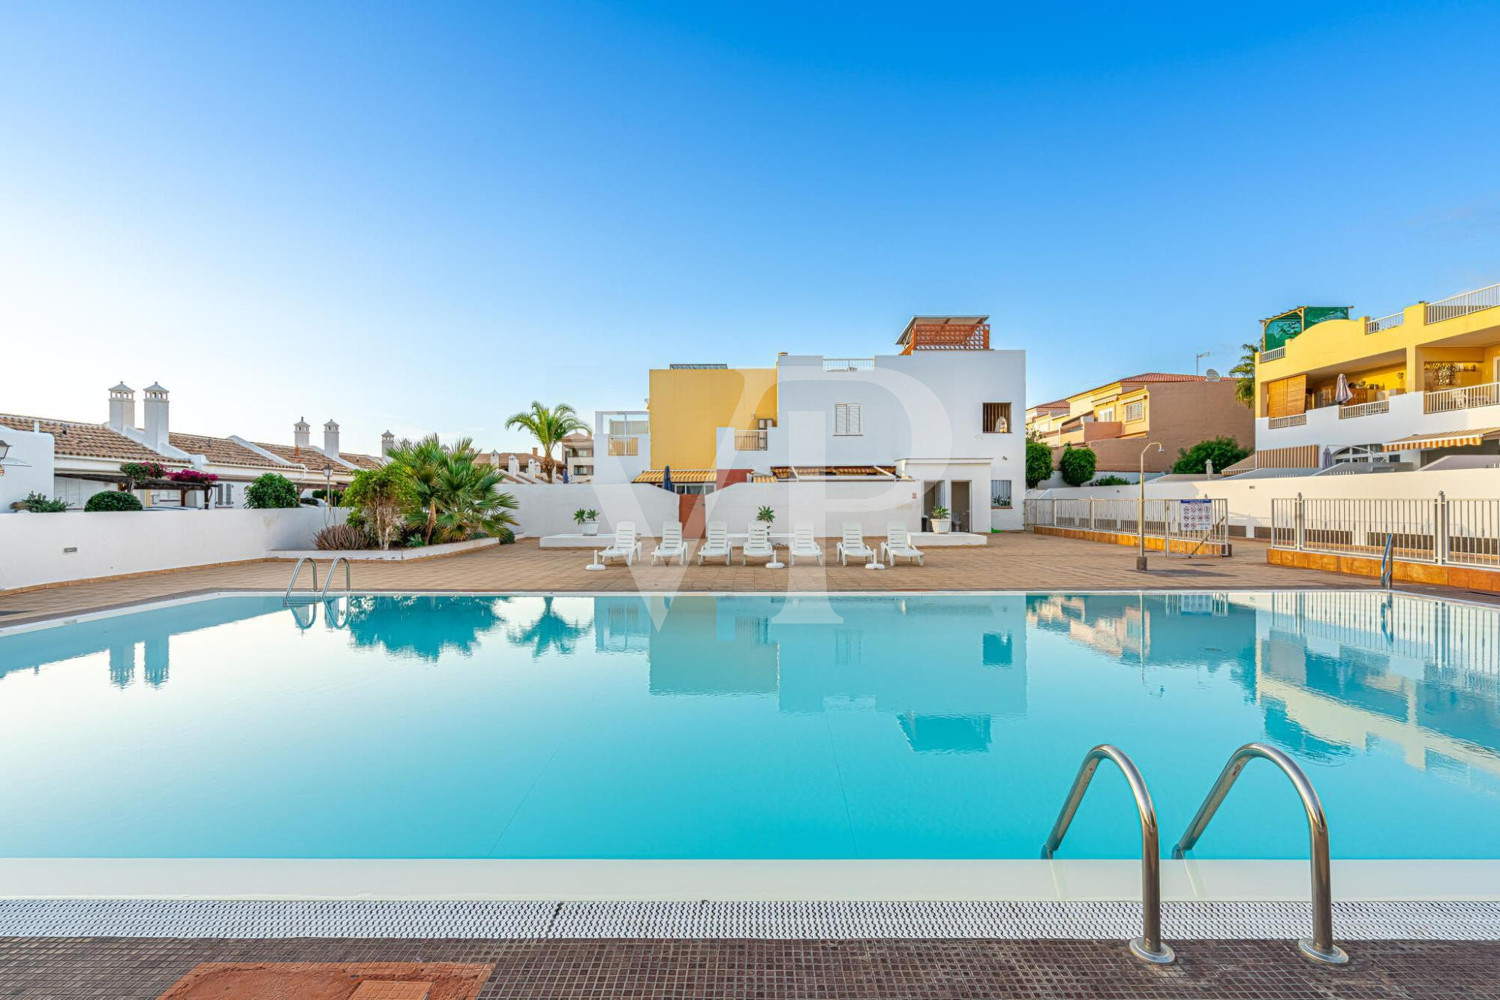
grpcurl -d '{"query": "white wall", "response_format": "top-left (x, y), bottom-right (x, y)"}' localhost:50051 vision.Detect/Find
top-left (1029, 467), bottom-right (1500, 536)
top-left (0, 428), bottom-right (56, 509)
top-left (505, 483), bottom-right (679, 538)
top-left (703, 480), bottom-right (921, 537)
top-left (0, 507), bottom-right (336, 591)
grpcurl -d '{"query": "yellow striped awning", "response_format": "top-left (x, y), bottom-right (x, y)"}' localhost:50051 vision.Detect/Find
top-left (633, 469), bottom-right (718, 484)
top-left (1383, 428), bottom-right (1500, 452)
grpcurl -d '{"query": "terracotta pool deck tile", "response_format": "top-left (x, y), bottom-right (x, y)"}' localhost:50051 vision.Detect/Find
top-left (3, 533), bottom-right (1495, 628)
top-left (4, 936), bottom-right (1499, 999)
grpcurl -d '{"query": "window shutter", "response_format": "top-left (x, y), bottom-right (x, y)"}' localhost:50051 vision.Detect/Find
top-left (848, 404), bottom-right (862, 435)
top-left (834, 404), bottom-right (848, 435)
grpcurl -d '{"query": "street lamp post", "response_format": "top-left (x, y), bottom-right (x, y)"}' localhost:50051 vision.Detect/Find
top-left (1138, 441), bottom-right (1164, 571)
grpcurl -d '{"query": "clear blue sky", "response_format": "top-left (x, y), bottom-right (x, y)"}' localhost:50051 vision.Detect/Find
top-left (2, 1), bottom-right (1498, 453)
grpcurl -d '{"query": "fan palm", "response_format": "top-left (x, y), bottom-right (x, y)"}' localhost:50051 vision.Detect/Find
top-left (504, 401), bottom-right (588, 482)
top-left (1228, 342), bottom-right (1258, 409)
top-left (386, 435), bottom-right (518, 544)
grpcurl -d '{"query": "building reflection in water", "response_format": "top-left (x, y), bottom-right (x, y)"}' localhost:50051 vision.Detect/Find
top-left (593, 595), bottom-right (1029, 753)
top-left (1029, 590), bottom-right (1500, 785)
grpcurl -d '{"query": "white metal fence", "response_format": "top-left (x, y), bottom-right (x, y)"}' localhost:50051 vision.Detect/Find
top-left (1270, 493), bottom-right (1500, 567)
top-left (1024, 497), bottom-right (1230, 556)
top-left (1425, 281), bottom-right (1500, 324)
top-left (1424, 380), bottom-right (1500, 414)
top-left (1365, 311), bottom-right (1405, 334)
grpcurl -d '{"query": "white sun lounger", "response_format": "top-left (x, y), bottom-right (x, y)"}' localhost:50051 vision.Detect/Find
top-left (740, 523), bottom-right (776, 565)
top-left (651, 522), bottom-right (688, 565)
top-left (598, 521), bottom-right (641, 566)
top-left (789, 523), bottom-right (824, 566)
top-left (835, 523), bottom-right (874, 566)
top-left (697, 521), bottom-right (731, 565)
top-left (880, 523), bottom-right (924, 566)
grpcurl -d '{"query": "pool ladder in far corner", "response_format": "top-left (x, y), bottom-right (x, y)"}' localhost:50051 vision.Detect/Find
top-left (1041, 741), bottom-right (1348, 967)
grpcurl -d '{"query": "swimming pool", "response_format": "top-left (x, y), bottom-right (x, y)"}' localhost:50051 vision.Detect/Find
top-left (0, 591), bottom-right (1496, 862)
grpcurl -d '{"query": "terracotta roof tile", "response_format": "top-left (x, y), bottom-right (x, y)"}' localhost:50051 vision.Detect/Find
top-left (0, 413), bottom-right (165, 463)
top-left (251, 441), bottom-right (344, 473)
top-left (339, 452), bottom-right (384, 470)
top-left (168, 432), bottom-right (287, 470)
top-left (1116, 372), bottom-right (1209, 384)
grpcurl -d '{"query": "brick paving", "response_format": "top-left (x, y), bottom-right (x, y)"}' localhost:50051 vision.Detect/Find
top-left (0, 533), bottom-right (1399, 627)
top-left (2, 936), bottom-right (1498, 999)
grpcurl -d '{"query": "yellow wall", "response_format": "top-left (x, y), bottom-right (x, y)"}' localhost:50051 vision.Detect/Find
top-left (1255, 301), bottom-right (1500, 414)
top-left (648, 367), bottom-right (778, 469)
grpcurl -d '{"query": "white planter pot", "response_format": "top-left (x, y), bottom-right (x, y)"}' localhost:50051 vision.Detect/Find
top-left (932, 518), bottom-right (952, 534)
top-left (581, 522), bottom-right (599, 537)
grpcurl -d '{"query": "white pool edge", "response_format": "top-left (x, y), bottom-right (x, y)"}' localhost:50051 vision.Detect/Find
top-left (3, 858), bottom-right (1499, 903)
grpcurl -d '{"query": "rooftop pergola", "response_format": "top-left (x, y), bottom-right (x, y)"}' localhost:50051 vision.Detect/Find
top-left (895, 315), bottom-right (991, 354)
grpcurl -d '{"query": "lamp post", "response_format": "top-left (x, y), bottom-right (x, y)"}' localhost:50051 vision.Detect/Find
top-left (1138, 441), bottom-right (1164, 571)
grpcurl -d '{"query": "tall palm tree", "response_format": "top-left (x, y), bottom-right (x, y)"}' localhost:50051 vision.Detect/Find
top-left (504, 402), bottom-right (588, 482)
top-left (1228, 342), bottom-right (1258, 409)
top-left (385, 434), bottom-right (448, 544)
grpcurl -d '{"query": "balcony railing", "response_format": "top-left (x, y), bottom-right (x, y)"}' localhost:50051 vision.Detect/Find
top-left (606, 437), bottom-right (640, 456)
top-left (1338, 399), bottom-right (1390, 419)
top-left (1365, 312), bottom-right (1404, 334)
top-left (1426, 282), bottom-right (1500, 323)
top-left (734, 430), bottom-right (768, 451)
top-left (1425, 380), bottom-right (1500, 413)
top-left (823, 358), bottom-right (875, 372)
top-left (1259, 346), bottom-right (1286, 362)
top-left (1268, 414), bottom-right (1307, 428)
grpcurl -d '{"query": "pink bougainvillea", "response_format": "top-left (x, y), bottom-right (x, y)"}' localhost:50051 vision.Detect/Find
top-left (167, 468), bottom-right (219, 484)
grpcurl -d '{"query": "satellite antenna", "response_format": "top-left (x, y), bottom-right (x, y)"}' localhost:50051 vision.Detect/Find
top-left (1204, 368), bottom-right (1221, 382)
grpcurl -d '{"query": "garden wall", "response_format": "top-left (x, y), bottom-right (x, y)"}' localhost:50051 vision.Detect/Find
top-left (504, 483), bottom-right (680, 538)
top-left (0, 507), bottom-right (335, 591)
top-left (704, 480), bottom-right (922, 537)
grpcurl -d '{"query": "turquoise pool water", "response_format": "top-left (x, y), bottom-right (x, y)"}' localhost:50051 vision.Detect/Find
top-left (0, 591), bottom-right (1496, 860)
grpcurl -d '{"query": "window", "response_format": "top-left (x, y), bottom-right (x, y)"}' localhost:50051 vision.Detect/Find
top-left (1097, 408), bottom-right (1114, 422)
top-left (990, 479), bottom-right (1012, 509)
top-left (982, 402), bottom-right (1012, 433)
top-left (834, 402), bottom-right (863, 436)
top-left (1125, 400), bottom-right (1145, 423)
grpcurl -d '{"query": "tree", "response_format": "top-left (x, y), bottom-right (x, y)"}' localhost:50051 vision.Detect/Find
top-left (1228, 342), bottom-right (1257, 409)
top-left (244, 472), bottom-right (301, 509)
top-left (1058, 444), bottom-right (1097, 487)
top-left (384, 435), bottom-right (447, 543)
top-left (1173, 437), bottom-right (1250, 475)
top-left (344, 464), bottom-right (417, 550)
top-left (383, 435), bottom-right (520, 544)
top-left (504, 401), bottom-right (588, 482)
top-left (1025, 437), bottom-right (1053, 488)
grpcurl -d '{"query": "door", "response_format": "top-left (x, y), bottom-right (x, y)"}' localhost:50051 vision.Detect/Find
top-left (678, 492), bottom-right (706, 538)
top-left (951, 481), bottom-right (970, 533)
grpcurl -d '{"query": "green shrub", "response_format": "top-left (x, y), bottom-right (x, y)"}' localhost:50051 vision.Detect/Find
top-left (1058, 445), bottom-right (1097, 487)
top-left (21, 492), bottom-right (69, 512)
top-left (1090, 475), bottom-right (1130, 487)
top-left (1173, 437), bottom-right (1250, 475)
top-left (245, 472), bottom-right (301, 509)
top-left (1025, 438), bottom-right (1053, 488)
top-left (85, 490), bottom-right (143, 512)
top-left (756, 505), bottom-right (776, 524)
top-left (314, 523), bottom-right (372, 551)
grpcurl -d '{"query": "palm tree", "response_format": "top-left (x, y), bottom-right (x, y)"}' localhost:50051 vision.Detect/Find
top-left (504, 402), bottom-right (588, 482)
top-left (1228, 342), bottom-right (1258, 409)
top-left (385, 435), bottom-right (518, 544)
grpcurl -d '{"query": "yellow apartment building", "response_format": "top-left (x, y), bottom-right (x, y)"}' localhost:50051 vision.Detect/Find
top-left (1249, 281), bottom-right (1500, 468)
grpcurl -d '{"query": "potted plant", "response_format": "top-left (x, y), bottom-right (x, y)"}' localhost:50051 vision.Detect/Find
top-left (930, 505), bottom-right (952, 534)
top-left (574, 508), bottom-right (600, 536)
top-left (756, 505), bottom-right (776, 526)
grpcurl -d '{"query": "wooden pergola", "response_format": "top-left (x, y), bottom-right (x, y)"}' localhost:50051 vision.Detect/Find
top-left (896, 316), bottom-right (990, 354)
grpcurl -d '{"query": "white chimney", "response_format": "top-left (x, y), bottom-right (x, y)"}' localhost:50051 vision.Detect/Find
top-left (293, 417), bottom-right (310, 449)
top-left (107, 382), bottom-right (135, 432)
top-left (381, 430), bottom-right (395, 456)
top-left (142, 382), bottom-right (169, 450)
top-left (323, 419), bottom-right (340, 457)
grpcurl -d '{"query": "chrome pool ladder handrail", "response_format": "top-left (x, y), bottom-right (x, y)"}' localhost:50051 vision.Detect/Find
top-left (1042, 744), bottom-right (1174, 965)
top-left (282, 556), bottom-right (319, 605)
top-left (319, 555), bottom-right (352, 601)
top-left (1380, 532), bottom-right (1394, 589)
top-left (1171, 742), bottom-right (1348, 965)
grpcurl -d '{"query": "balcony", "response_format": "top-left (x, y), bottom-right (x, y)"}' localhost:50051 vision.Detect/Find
top-left (734, 429), bottom-right (768, 451)
top-left (1338, 399), bottom-right (1390, 419)
top-left (1425, 380), bottom-right (1500, 414)
top-left (1269, 414), bottom-right (1307, 429)
top-left (823, 358), bottom-right (875, 372)
top-left (1425, 282), bottom-right (1500, 324)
